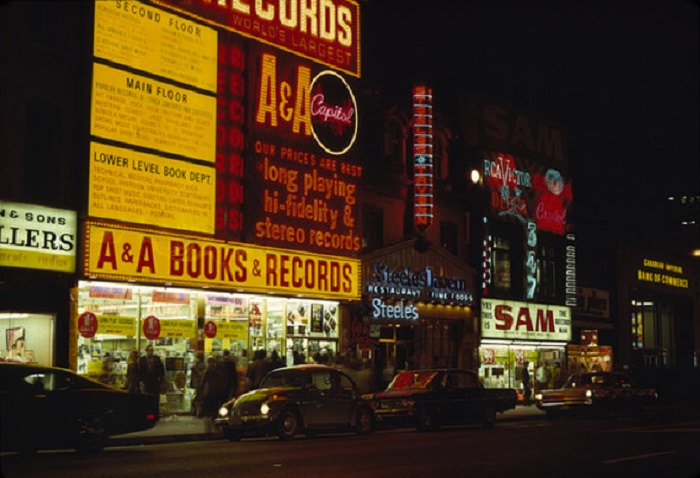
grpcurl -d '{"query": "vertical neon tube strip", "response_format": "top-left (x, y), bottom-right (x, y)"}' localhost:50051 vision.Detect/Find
top-left (413, 85), bottom-right (433, 232)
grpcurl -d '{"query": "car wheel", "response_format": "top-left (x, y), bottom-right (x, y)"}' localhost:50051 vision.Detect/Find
top-left (75, 416), bottom-right (106, 453)
top-left (481, 405), bottom-right (496, 428)
top-left (416, 407), bottom-right (439, 432)
top-left (355, 407), bottom-right (375, 435)
top-left (222, 427), bottom-right (242, 442)
top-left (276, 408), bottom-right (300, 440)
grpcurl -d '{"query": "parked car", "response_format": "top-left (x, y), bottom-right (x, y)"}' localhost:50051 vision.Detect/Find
top-left (364, 368), bottom-right (518, 431)
top-left (215, 364), bottom-right (375, 441)
top-left (0, 362), bottom-right (159, 453)
top-left (534, 371), bottom-right (658, 418)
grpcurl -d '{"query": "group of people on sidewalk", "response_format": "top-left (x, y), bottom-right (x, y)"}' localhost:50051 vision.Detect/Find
top-left (189, 349), bottom-right (288, 433)
top-left (124, 344), bottom-right (167, 397)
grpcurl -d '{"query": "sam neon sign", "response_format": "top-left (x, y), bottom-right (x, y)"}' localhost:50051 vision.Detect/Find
top-left (481, 298), bottom-right (571, 341)
top-left (413, 85), bottom-right (433, 232)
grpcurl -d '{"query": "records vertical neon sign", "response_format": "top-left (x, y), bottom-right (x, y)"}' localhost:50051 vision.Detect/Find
top-left (413, 85), bottom-right (433, 232)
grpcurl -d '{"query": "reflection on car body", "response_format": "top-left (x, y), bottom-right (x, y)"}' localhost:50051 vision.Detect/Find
top-left (365, 368), bottom-right (518, 431)
top-left (534, 371), bottom-right (658, 418)
top-left (0, 362), bottom-right (159, 453)
top-left (215, 364), bottom-right (375, 441)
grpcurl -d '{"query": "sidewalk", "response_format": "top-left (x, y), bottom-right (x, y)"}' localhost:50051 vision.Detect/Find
top-left (107, 405), bottom-right (546, 447)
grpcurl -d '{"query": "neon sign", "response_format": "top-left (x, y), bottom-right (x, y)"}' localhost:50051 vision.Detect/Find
top-left (153, 0), bottom-right (361, 77)
top-left (413, 85), bottom-right (434, 232)
top-left (216, 36), bottom-right (247, 239)
top-left (249, 50), bottom-right (361, 255)
top-left (481, 298), bottom-right (571, 341)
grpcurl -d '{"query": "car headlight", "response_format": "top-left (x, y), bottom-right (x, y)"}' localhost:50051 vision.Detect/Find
top-left (534, 393), bottom-right (543, 401)
top-left (218, 406), bottom-right (230, 418)
top-left (585, 389), bottom-right (593, 398)
top-left (260, 402), bottom-right (270, 415)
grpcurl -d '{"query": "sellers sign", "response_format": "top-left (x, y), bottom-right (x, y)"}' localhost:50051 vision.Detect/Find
top-left (0, 201), bottom-right (76, 273)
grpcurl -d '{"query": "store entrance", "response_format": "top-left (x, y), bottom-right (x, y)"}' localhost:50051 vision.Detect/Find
top-left (378, 324), bottom-right (414, 388)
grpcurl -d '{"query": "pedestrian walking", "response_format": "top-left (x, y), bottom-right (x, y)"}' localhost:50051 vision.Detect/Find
top-left (138, 344), bottom-right (165, 397)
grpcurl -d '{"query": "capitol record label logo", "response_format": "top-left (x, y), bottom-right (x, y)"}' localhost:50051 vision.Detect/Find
top-left (309, 70), bottom-right (357, 155)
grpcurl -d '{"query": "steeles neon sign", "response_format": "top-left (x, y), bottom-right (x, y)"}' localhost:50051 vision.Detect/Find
top-left (413, 85), bottom-right (433, 232)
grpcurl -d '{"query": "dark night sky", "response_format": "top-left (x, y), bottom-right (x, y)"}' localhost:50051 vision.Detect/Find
top-left (362, 0), bottom-right (699, 258)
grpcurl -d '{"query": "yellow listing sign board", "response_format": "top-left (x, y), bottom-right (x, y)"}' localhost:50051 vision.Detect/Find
top-left (95, 315), bottom-right (137, 336)
top-left (94, 0), bottom-right (218, 93)
top-left (85, 223), bottom-right (360, 300)
top-left (89, 142), bottom-right (215, 234)
top-left (91, 63), bottom-right (216, 163)
top-left (157, 319), bottom-right (196, 338)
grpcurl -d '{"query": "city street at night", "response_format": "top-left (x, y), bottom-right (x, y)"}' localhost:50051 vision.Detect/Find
top-left (2, 410), bottom-right (700, 478)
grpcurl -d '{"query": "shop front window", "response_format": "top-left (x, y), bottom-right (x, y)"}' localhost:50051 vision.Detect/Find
top-left (492, 236), bottom-right (511, 291)
top-left (478, 343), bottom-right (565, 393)
top-left (75, 281), bottom-right (342, 412)
top-left (629, 299), bottom-right (676, 368)
top-left (1, 312), bottom-right (55, 365)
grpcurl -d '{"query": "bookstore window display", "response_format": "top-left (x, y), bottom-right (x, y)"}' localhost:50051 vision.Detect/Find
top-left (77, 282), bottom-right (342, 407)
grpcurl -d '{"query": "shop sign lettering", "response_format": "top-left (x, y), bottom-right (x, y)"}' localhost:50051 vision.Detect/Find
top-left (481, 298), bottom-right (571, 341)
top-left (370, 297), bottom-right (419, 321)
top-left (86, 223), bottom-right (360, 299)
top-left (152, 0), bottom-right (361, 76)
top-left (366, 261), bottom-right (473, 305)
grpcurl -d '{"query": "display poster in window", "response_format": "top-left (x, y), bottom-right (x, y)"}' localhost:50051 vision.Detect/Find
top-left (286, 302), bottom-right (310, 336)
top-left (311, 304), bottom-right (323, 333)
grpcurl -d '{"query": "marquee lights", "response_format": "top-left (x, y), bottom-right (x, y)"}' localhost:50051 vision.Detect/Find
top-left (413, 85), bottom-right (434, 232)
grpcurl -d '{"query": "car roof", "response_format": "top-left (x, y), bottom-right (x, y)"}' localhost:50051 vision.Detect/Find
top-left (0, 362), bottom-right (75, 374)
top-left (396, 368), bottom-right (474, 374)
top-left (272, 364), bottom-right (338, 372)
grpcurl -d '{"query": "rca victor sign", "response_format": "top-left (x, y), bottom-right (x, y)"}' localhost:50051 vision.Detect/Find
top-left (481, 298), bottom-right (571, 342)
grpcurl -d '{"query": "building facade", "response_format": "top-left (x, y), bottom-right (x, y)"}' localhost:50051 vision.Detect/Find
top-left (1, 0), bottom-right (366, 411)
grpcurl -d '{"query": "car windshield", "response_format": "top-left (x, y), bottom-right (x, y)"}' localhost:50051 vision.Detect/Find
top-left (565, 373), bottom-right (612, 388)
top-left (389, 371), bottom-right (438, 390)
top-left (260, 370), bottom-right (307, 389)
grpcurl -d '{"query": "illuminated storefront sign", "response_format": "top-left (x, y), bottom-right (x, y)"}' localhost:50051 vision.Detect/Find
top-left (84, 222), bottom-right (360, 299)
top-left (637, 258), bottom-right (689, 289)
top-left (413, 85), bottom-right (434, 232)
top-left (0, 201), bottom-right (77, 273)
top-left (91, 63), bottom-right (217, 162)
top-left (94, 0), bottom-right (218, 92)
top-left (89, 142), bottom-right (216, 234)
top-left (153, 0), bottom-right (361, 77)
top-left (481, 298), bottom-right (571, 342)
top-left (369, 297), bottom-right (419, 321)
top-left (481, 151), bottom-right (573, 235)
top-left (248, 49), bottom-right (361, 255)
top-left (216, 36), bottom-right (247, 240)
top-left (365, 260), bottom-right (473, 305)
top-left (309, 70), bottom-right (358, 155)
